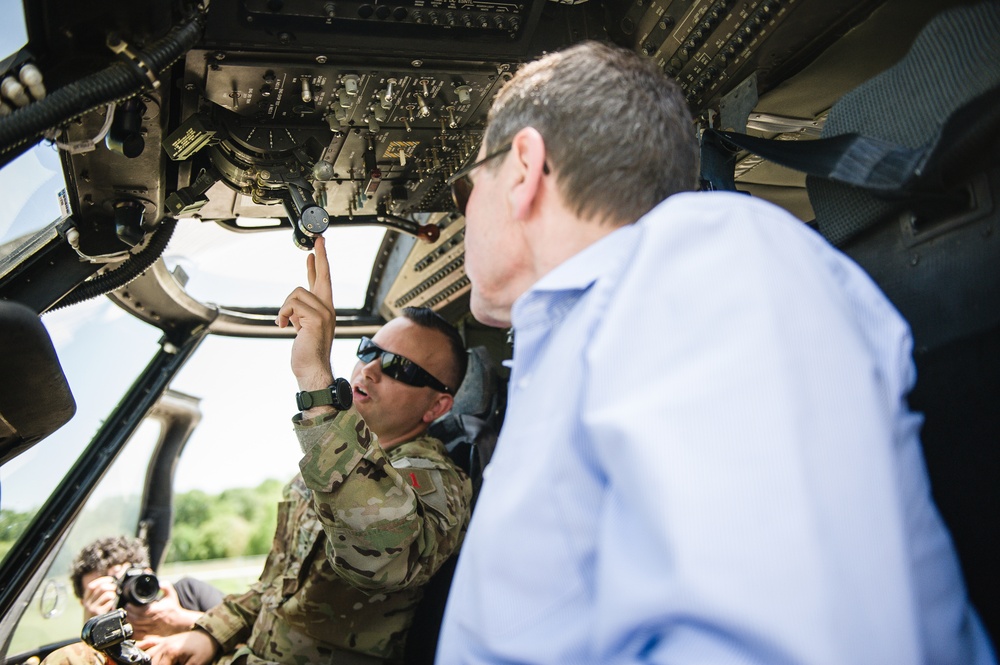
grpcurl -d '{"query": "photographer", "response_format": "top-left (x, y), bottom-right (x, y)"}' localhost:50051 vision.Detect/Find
top-left (40, 536), bottom-right (223, 665)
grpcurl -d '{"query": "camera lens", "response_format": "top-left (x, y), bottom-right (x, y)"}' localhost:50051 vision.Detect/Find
top-left (117, 568), bottom-right (160, 606)
top-left (127, 573), bottom-right (159, 604)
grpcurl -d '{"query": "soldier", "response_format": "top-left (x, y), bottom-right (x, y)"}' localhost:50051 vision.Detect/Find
top-left (41, 535), bottom-right (222, 665)
top-left (147, 236), bottom-right (472, 665)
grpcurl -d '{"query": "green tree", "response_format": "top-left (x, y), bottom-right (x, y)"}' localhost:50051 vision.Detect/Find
top-left (0, 508), bottom-right (31, 543)
top-left (173, 489), bottom-right (212, 527)
top-left (201, 514), bottom-right (253, 559)
top-left (247, 499), bottom-right (279, 555)
top-left (166, 478), bottom-right (283, 562)
top-left (166, 522), bottom-right (208, 562)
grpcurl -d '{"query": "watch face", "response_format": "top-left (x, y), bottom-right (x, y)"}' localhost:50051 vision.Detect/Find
top-left (334, 377), bottom-right (354, 409)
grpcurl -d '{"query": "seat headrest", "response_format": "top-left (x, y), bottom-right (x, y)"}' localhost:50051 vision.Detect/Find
top-left (429, 345), bottom-right (502, 488)
top-left (450, 345), bottom-right (500, 422)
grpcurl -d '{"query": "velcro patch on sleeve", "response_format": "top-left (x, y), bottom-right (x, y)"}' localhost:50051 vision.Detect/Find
top-left (407, 469), bottom-right (436, 495)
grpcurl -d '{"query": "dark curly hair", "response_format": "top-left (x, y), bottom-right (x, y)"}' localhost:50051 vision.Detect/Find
top-left (70, 536), bottom-right (150, 599)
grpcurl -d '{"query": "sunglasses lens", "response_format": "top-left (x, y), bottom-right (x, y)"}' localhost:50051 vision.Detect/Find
top-left (380, 353), bottom-right (423, 387)
top-left (451, 175), bottom-right (473, 215)
top-left (357, 337), bottom-right (380, 363)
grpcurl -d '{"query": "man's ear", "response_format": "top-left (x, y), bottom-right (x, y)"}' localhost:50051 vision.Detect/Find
top-left (509, 127), bottom-right (548, 221)
top-left (423, 393), bottom-right (455, 423)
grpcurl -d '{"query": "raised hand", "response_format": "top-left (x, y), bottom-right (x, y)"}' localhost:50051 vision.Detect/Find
top-left (276, 235), bottom-right (337, 394)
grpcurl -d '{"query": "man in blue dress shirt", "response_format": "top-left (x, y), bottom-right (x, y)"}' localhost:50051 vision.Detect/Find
top-left (435, 40), bottom-right (996, 664)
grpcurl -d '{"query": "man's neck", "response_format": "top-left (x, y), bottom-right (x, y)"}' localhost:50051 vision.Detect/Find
top-left (531, 207), bottom-right (624, 284)
top-left (377, 424), bottom-right (428, 452)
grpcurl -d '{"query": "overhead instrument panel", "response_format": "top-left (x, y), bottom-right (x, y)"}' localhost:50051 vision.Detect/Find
top-left (202, 0), bottom-right (549, 59)
top-left (22, 0), bottom-right (900, 328)
top-left (175, 52), bottom-right (514, 236)
top-left (241, 0), bottom-right (529, 38)
top-left (606, 0), bottom-right (886, 113)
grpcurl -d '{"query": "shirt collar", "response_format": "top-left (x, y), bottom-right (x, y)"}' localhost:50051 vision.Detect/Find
top-left (512, 222), bottom-right (640, 329)
top-left (532, 222), bottom-right (639, 293)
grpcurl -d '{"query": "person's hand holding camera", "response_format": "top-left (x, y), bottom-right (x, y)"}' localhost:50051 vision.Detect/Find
top-left (126, 581), bottom-right (202, 640)
top-left (81, 574), bottom-right (119, 621)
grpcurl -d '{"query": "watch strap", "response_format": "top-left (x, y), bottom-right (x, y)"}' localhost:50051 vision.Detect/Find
top-left (296, 378), bottom-right (353, 411)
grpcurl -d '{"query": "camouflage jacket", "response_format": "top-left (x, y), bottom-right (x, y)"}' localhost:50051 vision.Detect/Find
top-left (195, 407), bottom-right (472, 665)
top-left (38, 642), bottom-right (105, 665)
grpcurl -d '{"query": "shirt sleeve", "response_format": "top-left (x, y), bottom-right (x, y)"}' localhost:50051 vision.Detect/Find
top-left (293, 407), bottom-right (471, 594)
top-left (193, 586), bottom-right (261, 654)
top-left (173, 577), bottom-right (224, 612)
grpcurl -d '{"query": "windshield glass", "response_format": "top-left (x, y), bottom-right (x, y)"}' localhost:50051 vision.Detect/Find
top-left (0, 299), bottom-right (162, 567)
top-left (0, 141), bottom-right (64, 249)
top-left (0, 5), bottom-right (66, 252)
top-left (162, 220), bottom-right (385, 310)
top-left (5, 417), bottom-right (163, 657)
top-left (167, 334), bottom-right (363, 494)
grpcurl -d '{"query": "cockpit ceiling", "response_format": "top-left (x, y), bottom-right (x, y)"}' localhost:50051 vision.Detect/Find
top-left (4, 0), bottom-right (968, 332)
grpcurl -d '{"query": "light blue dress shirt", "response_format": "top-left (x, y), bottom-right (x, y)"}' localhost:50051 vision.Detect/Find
top-left (436, 192), bottom-right (996, 664)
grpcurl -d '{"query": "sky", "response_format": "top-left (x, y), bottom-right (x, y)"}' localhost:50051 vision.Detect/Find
top-left (0, 6), bottom-right (387, 509)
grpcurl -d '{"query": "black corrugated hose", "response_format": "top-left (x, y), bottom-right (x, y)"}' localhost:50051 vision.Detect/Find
top-left (50, 216), bottom-right (179, 312)
top-left (0, 14), bottom-right (204, 168)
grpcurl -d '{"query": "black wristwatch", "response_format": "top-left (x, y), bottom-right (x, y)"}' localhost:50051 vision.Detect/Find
top-left (296, 377), bottom-right (353, 411)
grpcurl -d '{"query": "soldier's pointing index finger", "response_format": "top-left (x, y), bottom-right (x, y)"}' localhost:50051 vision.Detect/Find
top-left (310, 236), bottom-right (333, 304)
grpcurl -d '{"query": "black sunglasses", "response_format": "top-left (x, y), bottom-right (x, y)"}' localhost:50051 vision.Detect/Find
top-left (357, 336), bottom-right (453, 394)
top-left (446, 144), bottom-right (512, 216)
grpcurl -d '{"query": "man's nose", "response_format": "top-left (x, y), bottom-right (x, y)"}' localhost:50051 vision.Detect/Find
top-left (361, 357), bottom-right (383, 380)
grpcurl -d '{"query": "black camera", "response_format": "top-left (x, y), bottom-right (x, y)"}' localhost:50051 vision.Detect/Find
top-left (82, 609), bottom-right (150, 665)
top-left (115, 567), bottom-right (160, 607)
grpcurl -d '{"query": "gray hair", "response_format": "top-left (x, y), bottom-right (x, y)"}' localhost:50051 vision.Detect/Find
top-left (485, 40), bottom-right (699, 225)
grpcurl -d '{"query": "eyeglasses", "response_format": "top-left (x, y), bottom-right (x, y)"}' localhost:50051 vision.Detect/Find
top-left (357, 336), bottom-right (453, 394)
top-left (446, 143), bottom-right (512, 216)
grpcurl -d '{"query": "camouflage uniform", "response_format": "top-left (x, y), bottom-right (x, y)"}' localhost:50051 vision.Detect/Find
top-left (195, 407), bottom-right (472, 665)
top-left (39, 642), bottom-right (105, 665)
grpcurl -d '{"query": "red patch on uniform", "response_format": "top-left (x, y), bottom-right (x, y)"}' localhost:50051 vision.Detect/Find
top-left (409, 472), bottom-right (421, 488)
